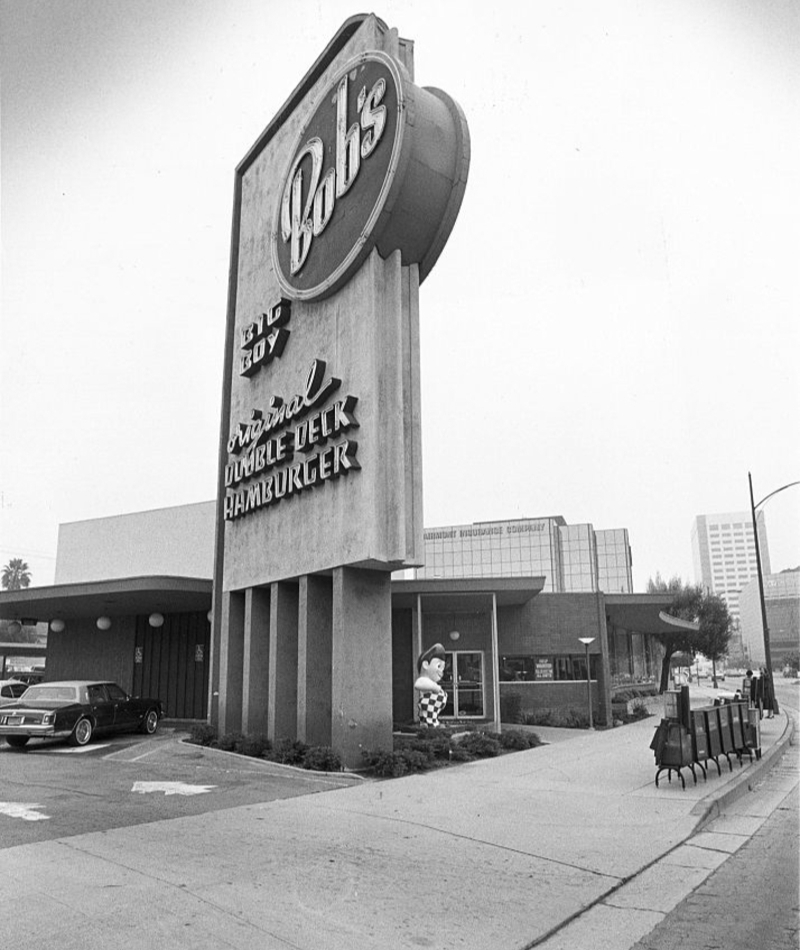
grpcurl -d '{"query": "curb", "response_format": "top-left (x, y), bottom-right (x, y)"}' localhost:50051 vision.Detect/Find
top-left (691, 709), bottom-right (795, 829)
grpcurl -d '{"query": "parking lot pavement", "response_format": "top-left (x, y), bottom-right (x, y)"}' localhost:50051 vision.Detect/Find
top-left (1, 708), bottom-right (792, 950)
top-left (0, 729), bottom-right (362, 848)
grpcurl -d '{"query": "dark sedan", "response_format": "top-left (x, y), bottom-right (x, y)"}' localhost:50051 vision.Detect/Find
top-left (0, 680), bottom-right (163, 749)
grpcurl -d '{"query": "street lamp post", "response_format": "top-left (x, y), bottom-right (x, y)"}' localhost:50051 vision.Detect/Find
top-left (747, 473), bottom-right (800, 679)
top-left (578, 637), bottom-right (596, 729)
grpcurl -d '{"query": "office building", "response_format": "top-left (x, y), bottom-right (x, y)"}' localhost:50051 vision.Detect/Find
top-left (414, 517), bottom-right (633, 593)
top-left (691, 511), bottom-right (770, 626)
top-left (739, 571), bottom-right (800, 667)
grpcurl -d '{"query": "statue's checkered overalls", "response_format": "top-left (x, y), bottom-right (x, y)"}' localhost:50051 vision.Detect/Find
top-left (418, 689), bottom-right (447, 728)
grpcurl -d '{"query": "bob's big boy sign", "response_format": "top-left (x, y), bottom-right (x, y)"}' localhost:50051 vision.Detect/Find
top-left (211, 13), bottom-right (469, 759)
top-left (217, 14), bottom-right (470, 592)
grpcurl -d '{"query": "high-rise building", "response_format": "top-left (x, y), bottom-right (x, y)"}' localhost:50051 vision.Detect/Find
top-left (691, 511), bottom-right (770, 626)
top-left (739, 571), bottom-right (800, 667)
top-left (414, 516), bottom-right (633, 593)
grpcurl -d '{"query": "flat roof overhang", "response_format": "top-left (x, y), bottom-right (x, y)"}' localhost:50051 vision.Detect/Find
top-left (391, 577), bottom-right (546, 611)
top-left (0, 576), bottom-right (213, 623)
top-left (604, 594), bottom-right (700, 635)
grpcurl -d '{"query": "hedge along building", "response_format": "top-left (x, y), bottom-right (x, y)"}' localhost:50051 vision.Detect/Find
top-left (210, 14), bottom-right (471, 766)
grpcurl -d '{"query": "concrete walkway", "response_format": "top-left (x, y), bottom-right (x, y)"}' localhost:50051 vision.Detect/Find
top-left (1, 690), bottom-right (793, 950)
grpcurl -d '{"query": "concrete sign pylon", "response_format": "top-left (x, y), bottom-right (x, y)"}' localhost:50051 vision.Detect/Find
top-left (211, 15), bottom-right (470, 767)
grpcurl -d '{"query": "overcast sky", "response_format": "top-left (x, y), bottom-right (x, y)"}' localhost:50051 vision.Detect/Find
top-left (1, 0), bottom-right (798, 591)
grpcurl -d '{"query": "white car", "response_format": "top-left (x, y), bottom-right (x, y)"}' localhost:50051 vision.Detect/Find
top-left (0, 679), bottom-right (29, 701)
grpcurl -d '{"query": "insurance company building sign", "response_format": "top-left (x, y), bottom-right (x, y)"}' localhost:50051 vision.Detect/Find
top-left (219, 16), bottom-right (470, 591)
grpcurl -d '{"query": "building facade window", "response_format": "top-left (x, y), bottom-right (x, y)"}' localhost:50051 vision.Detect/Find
top-left (500, 653), bottom-right (599, 682)
top-left (417, 517), bottom-right (632, 593)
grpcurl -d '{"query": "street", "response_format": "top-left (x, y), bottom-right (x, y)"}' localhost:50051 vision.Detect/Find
top-left (630, 678), bottom-right (799, 950)
top-left (0, 727), bottom-right (359, 848)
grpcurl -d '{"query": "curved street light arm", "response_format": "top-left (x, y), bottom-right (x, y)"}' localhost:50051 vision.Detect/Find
top-left (754, 479), bottom-right (800, 511)
top-left (747, 473), bottom-right (799, 681)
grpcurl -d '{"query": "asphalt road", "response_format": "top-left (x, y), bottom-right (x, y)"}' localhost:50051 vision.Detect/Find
top-left (0, 726), bottom-right (360, 848)
top-left (631, 678), bottom-right (800, 950)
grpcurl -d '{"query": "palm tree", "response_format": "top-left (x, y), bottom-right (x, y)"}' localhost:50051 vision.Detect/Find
top-left (1, 558), bottom-right (32, 590)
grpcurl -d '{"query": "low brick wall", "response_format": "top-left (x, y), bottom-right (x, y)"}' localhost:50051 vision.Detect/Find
top-left (500, 682), bottom-right (600, 724)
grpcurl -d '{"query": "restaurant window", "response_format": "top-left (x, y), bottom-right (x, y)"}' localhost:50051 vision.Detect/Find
top-left (500, 654), bottom-right (598, 681)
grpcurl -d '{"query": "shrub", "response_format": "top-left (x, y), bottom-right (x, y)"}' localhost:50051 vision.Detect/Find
top-left (523, 707), bottom-right (592, 729)
top-left (449, 745), bottom-right (476, 763)
top-left (188, 723), bottom-right (217, 746)
top-left (301, 746), bottom-right (343, 772)
top-left (400, 749), bottom-right (434, 771)
top-left (402, 729), bottom-right (452, 761)
top-left (362, 750), bottom-right (410, 777)
top-left (216, 731), bottom-right (245, 752)
top-left (524, 708), bottom-right (556, 727)
top-left (361, 746), bottom-right (436, 777)
top-left (269, 738), bottom-right (309, 765)
top-left (496, 729), bottom-right (542, 751)
top-left (239, 733), bottom-right (272, 758)
top-left (613, 686), bottom-right (658, 703)
top-left (413, 725), bottom-right (453, 741)
top-left (627, 701), bottom-right (652, 721)
top-left (457, 732), bottom-right (501, 758)
top-left (562, 708), bottom-right (590, 729)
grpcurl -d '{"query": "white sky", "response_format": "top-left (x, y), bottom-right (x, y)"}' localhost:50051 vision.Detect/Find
top-left (1, 0), bottom-right (798, 591)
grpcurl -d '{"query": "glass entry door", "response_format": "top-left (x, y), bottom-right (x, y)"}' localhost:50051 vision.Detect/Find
top-left (441, 651), bottom-right (485, 719)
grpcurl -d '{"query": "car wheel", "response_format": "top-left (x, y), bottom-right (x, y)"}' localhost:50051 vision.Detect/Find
top-left (140, 708), bottom-right (159, 735)
top-left (69, 717), bottom-right (94, 746)
top-left (6, 736), bottom-right (29, 748)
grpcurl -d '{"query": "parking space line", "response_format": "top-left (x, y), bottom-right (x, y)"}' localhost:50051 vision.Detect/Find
top-left (33, 744), bottom-right (112, 754)
top-left (105, 745), bottom-right (164, 763)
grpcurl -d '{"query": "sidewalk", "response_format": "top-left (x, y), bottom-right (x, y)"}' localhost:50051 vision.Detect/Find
top-left (2, 692), bottom-right (793, 950)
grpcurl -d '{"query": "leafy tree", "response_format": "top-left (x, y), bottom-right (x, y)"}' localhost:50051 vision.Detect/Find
top-left (646, 574), bottom-right (733, 691)
top-left (647, 574), bottom-right (704, 692)
top-left (696, 592), bottom-right (732, 686)
top-left (2, 558), bottom-right (31, 591)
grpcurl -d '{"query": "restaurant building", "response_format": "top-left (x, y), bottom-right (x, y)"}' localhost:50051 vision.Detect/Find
top-left (0, 503), bottom-right (688, 730)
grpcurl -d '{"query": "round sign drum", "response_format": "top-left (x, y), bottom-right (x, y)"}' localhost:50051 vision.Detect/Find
top-left (272, 50), bottom-right (470, 302)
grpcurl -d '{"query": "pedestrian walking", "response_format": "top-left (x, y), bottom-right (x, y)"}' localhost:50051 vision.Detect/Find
top-left (761, 667), bottom-right (778, 718)
top-left (743, 669), bottom-right (754, 698)
top-left (749, 670), bottom-right (764, 719)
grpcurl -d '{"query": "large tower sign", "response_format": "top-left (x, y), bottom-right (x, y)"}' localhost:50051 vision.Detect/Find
top-left (211, 14), bottom-right (469, 766)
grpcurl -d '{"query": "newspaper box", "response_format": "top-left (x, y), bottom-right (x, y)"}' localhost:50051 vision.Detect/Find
top-left (730, 702), bottom-right (746, 751)
top-left (704, 708), bottom-right (722, 759)
top-left (745, 707), bottom-right (762, 758)
top-left (717, 704), bottom-right (735, 756)
top-left (691, 709), bottom-right (709, 762)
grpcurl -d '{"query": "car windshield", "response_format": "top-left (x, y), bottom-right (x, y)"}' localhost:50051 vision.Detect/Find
top-left (21, 685), bottom-right (79, 702)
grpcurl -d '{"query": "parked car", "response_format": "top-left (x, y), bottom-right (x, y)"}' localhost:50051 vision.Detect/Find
top-left (0, 679), bottom-right (29, 701)
top-left (0, 681), bottom-right (163, 749)
top-left (11, 671), bottom-right (45, 686)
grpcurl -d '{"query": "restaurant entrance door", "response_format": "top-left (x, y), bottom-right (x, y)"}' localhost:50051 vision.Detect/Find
top-left (441, 651), bottom-right (485, 720)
